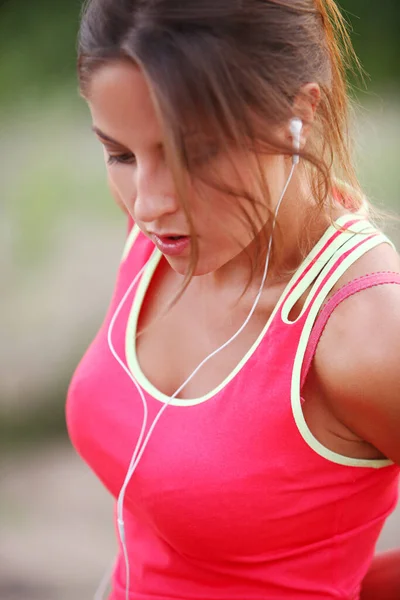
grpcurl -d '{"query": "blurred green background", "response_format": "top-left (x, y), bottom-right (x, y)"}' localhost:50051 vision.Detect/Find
top-left (1, 1), bottom-right (399, 598)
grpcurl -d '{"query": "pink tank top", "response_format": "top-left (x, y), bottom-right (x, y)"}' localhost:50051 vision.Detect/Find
top-left (66, 213), bottom-right (400, 599)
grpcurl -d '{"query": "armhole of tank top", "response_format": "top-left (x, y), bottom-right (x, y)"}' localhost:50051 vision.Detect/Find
top-left (290, 230), bottom-right (396, 469)
top-left (121, 220), bottom-right (140, 262)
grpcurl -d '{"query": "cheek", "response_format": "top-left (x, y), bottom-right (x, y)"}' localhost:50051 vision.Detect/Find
top-left (108, 169), bottom-right (136, 201)
top-left (195, 186), bottom-right (254, 249)
top-left (195, 160), bottom-right (267, 243)
top-left (106, 172), bottom-right (125, 211)
top-left (105, 169), bottom-right (137, 211)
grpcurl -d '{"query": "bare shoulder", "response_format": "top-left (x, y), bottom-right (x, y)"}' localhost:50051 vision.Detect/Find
top-left (313, 239), bottom-right (400, 465)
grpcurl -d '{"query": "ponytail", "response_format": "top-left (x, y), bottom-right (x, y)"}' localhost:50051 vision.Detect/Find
top-left (314, 0), bottom-right (367, 213)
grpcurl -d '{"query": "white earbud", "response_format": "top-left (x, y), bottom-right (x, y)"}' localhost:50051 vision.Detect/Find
top-left (289, 117), bottom-right (303, 165)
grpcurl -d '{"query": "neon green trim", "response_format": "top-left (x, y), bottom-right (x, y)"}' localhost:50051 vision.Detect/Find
top-left (278, 214), bottom-right (367, 307)
top-left (125, 214), bottom-right (367, 406)
top-left (280, 219), bottom-right (377, 324)
top-left (125, 247), bottom-right (292, 406)
top-left (291, 232), bottom-right (394, 468)
top-left (121, 225), bottom-right (140, 261)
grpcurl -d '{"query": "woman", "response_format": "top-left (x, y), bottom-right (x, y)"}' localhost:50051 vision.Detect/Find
top-left (67, 0), bottom-right (400, 598)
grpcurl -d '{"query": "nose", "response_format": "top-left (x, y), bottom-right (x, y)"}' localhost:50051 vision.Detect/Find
top-left (134, 162), bottom-right (180, 226)
top-left (135, 194), bottom-right (178, 225)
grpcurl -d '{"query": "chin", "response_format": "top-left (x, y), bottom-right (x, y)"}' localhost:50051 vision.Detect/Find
top-left (165, 255), bottom-right (220, 278)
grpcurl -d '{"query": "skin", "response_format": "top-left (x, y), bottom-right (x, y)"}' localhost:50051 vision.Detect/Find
top-left (86, 59), bottom-right (400, 596)
top-left (88, 61), bottom-right (321, 283)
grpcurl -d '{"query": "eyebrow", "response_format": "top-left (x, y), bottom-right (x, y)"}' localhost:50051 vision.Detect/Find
top-left (92, 125), bottom-right (206, 150)
top-left (92, 126), bottom-right (126, 146)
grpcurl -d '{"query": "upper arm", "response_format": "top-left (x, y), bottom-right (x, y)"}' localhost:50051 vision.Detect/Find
top-left (313, 281), bottom-right (400, 466)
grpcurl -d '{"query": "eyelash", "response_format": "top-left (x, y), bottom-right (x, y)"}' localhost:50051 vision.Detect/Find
top-left (105, 144), bottom-right (219, 168)
top-left (107, 153), bottom-right (136, 166)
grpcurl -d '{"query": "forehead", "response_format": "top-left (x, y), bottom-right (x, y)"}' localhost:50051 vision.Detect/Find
top-left (87, 60), bottom-right (162, 146)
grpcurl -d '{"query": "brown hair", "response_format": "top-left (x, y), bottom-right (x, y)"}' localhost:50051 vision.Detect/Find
top-left (78, 0), bottom-right (365, 291)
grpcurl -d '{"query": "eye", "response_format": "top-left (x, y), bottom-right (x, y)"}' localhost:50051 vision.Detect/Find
top-left (107, 152), bottom-right (136, 166)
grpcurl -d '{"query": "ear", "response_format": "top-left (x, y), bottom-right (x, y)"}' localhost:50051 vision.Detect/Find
top-left (289, 83), bottom-right (321, 150)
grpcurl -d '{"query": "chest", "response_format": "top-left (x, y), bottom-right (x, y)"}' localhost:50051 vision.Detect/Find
top-left (134, 259), bottom-right (287, 399)
top-left (133, 258), bottom-right (382, 461)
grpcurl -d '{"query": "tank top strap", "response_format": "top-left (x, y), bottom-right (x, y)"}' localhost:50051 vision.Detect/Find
top-left (121, 218), bottom-right (141, 262)
top-left (120, 218), bottom-right (158, 275)
top-left (287, 224), bottom-right (396, 468)
top-left (278, 214), bottom-right (384, 324)
top-left (300, 271), bottom-right (400, 388)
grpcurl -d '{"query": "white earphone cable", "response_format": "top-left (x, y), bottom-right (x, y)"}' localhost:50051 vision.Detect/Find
top-left (95, 137), bottom-right (300, 600)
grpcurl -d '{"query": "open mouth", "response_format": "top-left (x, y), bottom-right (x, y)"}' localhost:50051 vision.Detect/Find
top-left (152, 234), bottom-right (191, 256)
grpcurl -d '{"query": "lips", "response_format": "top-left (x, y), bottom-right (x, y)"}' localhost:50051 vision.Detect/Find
top-left (151, 234), bottom-right (191, 257)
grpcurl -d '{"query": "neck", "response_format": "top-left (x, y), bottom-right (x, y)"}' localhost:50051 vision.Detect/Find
top-left (202, 163), bottom-right (337, 295)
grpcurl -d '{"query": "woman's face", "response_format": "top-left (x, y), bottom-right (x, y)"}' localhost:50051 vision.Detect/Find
top-left (87, 60), bottom-right (285, 276)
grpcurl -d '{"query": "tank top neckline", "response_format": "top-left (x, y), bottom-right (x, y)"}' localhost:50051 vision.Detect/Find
top-left (124, 213), bottom-right (366, 406)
